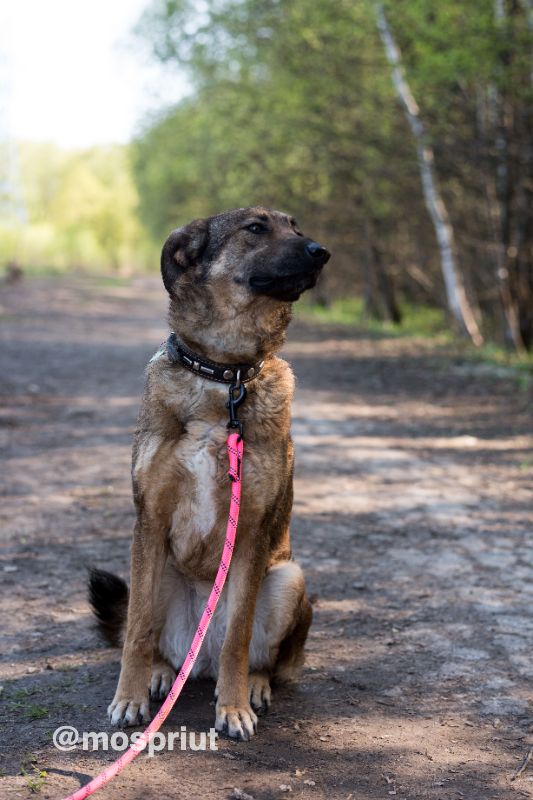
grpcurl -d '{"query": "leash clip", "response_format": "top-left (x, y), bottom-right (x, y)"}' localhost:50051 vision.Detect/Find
top-left (226, 370), bottom-right (247, 438)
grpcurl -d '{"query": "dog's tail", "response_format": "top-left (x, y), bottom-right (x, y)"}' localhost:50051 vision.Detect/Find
top-left (88, 567), bottom-right (128, 648)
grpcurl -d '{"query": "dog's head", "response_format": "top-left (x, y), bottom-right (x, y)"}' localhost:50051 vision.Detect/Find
top-left (161, 207), bottom-right (330, 304)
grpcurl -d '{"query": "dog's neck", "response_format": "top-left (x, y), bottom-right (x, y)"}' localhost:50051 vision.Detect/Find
top-left (168, 295), bottom-right (292, 364)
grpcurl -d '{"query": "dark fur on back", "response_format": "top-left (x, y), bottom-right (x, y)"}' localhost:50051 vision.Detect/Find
top-left (88, 568), bottom-right (128, 648)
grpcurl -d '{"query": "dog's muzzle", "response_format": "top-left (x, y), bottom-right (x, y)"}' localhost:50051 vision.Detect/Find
top-left (249, 239), bottom-right (330, 302)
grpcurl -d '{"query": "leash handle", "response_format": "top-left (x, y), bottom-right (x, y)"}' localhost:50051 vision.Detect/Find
top-left (63, 433), bottom-right (244, 800)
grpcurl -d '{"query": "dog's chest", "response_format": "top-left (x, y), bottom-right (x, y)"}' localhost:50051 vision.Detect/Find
top-left (166, 387), bottom-right (263, 577)
top-left (167, 406), bottom-right (281, 577)
top-left (174, 423), bottom-right (225, 536)
top-left (138, 367), bottom-right (291, 578)
top-left (165, 414), bottom-right (222, 562)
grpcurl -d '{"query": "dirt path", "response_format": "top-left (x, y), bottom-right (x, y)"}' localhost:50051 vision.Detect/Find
top-left (1, 276), bottom-right (532, 800)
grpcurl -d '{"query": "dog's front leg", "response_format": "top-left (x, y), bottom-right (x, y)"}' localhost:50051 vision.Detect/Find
top-left (215, 541), bottom-right (266, 740)
top-left (108, 519), bottom-right (167, 726)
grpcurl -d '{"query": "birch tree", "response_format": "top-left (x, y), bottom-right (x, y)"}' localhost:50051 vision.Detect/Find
top-left (375, 4), bottom-right (484, 346)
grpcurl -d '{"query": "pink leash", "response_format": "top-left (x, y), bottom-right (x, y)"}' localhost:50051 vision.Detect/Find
top-left (63, 432), bottom-right (244, 800)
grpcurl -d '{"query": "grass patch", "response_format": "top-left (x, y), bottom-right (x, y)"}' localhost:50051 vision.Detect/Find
top-left (19, 753), bottom-right (47, 792)
top-left (12, 688), bottom-right (37, 700)
top-left (9, 700), bottom-right (52, 720)
top-left (470, 341), bottom-right (533, 374)
top-left (296, 297), bottom-right (533, 381)
top-left (296, 297), bottom-right (450, 338)
top-left (26, 769), bottom-right (47, 794)
top-left (27, 705), bottom-right (48, 720)
top-left (20, 760), bottom-right (47, 795)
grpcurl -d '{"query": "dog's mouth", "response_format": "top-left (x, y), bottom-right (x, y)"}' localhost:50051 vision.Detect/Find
top-left (249, 268), bottom-right (322, 302)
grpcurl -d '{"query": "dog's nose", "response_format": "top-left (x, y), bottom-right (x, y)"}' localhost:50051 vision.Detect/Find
top-left (305, 241), bottom-right (330, 263)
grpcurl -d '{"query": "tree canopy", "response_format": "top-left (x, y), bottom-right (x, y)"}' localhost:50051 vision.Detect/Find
top-left (2, 0), bottom-right (531, 349)
top-left (133, 0), bottom-right (533, 348)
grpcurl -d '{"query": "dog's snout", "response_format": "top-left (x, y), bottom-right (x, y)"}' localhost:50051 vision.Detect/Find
top-left (305, 241), bottom-right (330, 263)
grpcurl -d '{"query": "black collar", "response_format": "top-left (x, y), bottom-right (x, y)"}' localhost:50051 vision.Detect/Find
top-left (165, 333), bottom-right (265, 384)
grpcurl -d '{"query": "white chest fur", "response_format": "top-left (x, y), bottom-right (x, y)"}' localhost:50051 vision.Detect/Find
top-left (171, 426), bottom-right (223, 540)
top-left (167, 379), bottom-right (230, 565)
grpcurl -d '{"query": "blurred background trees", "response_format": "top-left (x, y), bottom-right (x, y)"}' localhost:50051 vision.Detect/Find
top-left (132, 0), bottom-right (532, 350)
top-left (1, 143), bottom-right (151, 273)
top-left (2, 0), bottom-right (532, 350)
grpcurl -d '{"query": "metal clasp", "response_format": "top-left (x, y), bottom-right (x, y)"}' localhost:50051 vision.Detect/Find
top-left (226, 370), bottom-right (247, 438)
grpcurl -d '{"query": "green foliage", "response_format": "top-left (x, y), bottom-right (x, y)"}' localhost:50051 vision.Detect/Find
top-left (133, 0), bottom-right (422, 245)
top-left (19, 753), bottom-right (47, 794)
top-left (26, 705), bottom-right (48, 720)
top-left (1, 143), bottom-right (157, 273)
top-left (132, 0), bottom-right (533, 348)
top-left (3, 0), bottom-right (531, 348)
top-left (297, 297), bottom-right (449, 338)
top-left (23, 768), bottom-right (47, 794)
top-left (298, 298), bottom-right (533, 381)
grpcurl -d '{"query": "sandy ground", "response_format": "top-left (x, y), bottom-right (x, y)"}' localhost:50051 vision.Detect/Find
top-left (0, 275), bottom-right (532, 800)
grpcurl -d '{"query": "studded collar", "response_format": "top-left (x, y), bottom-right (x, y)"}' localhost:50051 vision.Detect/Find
top-left (163, 333), bottom-right (265, 384)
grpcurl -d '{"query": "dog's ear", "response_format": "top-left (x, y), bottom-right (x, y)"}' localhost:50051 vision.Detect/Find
top-left (161, 219), bottom-right (209, 294)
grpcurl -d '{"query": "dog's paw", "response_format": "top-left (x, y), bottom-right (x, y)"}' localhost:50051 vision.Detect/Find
top-left (107, 694), bottom-right (151, 727)
top-left (215, 702), bottom-right (258, 741)
top-left (150, 663), bottom-right (176, 700)
top-left (248, 672), bottom-right (272, 713)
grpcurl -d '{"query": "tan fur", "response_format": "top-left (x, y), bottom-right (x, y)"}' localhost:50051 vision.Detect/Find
top-left (108, 207), bottom-right (328, 739)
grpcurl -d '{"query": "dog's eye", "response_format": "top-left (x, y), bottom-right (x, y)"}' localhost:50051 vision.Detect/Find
top-left (290, 218), bottom-right (303, 236)
top-left (246, 223), bottom-right (267, 234)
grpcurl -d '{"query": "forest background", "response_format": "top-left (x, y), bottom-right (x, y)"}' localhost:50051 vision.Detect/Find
top-left (2, 0), bottom-right (532, 353)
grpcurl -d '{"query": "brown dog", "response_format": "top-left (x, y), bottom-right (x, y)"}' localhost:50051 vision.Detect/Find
top-left (89, 207), bottom-right (330, 740)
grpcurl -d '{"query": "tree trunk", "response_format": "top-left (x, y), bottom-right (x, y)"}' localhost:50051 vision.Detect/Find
top-left (491, 0), bottom-right (528, 350)
top-left (363, 218), bottom-right (402, 323)
top-left (375, 4), bottom-right (484, 346)
top-left (369, 219), bottom-right (402, 323)
top-left (491, 0), bottom-right (532, 351)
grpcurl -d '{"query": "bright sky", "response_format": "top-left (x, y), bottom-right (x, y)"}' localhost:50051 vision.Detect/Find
top-left (0, 0), bottom-right (189, 148)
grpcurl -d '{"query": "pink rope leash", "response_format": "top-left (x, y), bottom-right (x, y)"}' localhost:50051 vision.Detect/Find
top-left (63, 433), bottom-right (244, 800)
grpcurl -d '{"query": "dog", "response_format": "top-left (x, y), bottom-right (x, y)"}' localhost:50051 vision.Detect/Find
top-left (89, 206), bottom-right (330, 740)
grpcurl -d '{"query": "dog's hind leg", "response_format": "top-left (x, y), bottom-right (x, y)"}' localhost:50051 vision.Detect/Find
top-left (149, 561), bottom-right (185, 700)
top-left (247, 671), bottom-right (272, 713)
top-left (272, 586), bottom-right (312, 683)
top-left (150, 654), bottom-right (177, 700)
top-left (247, 560), bottom-right (312, 711)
